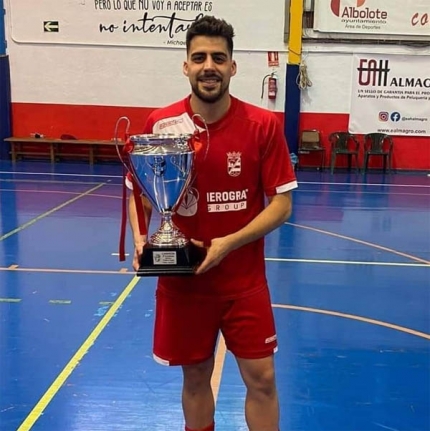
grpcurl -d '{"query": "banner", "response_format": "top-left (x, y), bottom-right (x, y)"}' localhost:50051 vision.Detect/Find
top-left (6, 0), bottom-right (286, 51)
top-left (314, 0), bottom-right (430, 36)
top-left (349, 54), bottom-right (430, 137)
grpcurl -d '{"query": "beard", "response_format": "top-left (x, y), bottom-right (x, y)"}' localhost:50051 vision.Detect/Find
top-left (190, 76), bottom-right (229, 104)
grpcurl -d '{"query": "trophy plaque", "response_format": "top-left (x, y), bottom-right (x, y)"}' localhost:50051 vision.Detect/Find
top-left (126, 133), bottom-right (203, 277)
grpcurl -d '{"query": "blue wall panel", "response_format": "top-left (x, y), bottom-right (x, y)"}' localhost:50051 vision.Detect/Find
top-left (0, 0), bottom-right (5, 55)
top-left (284, 64), bottom-right (300, 155)
top-left (0, 0), bottom-right (11, 159)
top-left (0, 55), bottom-right (11, 159)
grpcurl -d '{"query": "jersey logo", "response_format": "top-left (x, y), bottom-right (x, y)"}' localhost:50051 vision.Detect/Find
top-left (265, 334), bottom-right (277, 344)
top-left (177, 187), bottom-right (199, 217)
top-left (158, 117), bottom-right (184, 130)
top-left (227, 152), bottom-right (242, 177)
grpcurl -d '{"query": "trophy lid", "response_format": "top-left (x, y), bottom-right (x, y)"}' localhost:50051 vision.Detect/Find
top-left (130, 133), bottom-right (193, 143)
top-left (129, 133), bottom-right (194, 155)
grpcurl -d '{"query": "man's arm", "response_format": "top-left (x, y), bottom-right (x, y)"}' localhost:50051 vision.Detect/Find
top-left (129, 192), bottom-right (153, 270)
top-left (192, 191), bottom-right (293, 274)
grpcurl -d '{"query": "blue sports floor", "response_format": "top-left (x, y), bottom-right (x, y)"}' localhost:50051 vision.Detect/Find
top-left (0, 160), bottom-right (429, 431)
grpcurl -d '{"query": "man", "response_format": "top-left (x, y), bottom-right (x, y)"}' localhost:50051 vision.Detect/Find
top-left (128, 15), bottom-right (298, 431)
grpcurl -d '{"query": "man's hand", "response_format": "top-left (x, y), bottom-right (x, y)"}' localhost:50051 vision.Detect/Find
top-left (191, 236), bottom-right (234, 275)
top-left (133, 237), bottom-right (147, 271)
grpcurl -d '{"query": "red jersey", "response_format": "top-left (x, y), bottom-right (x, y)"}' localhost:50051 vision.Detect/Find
top-left (133, 95), bottom-right (297, 299)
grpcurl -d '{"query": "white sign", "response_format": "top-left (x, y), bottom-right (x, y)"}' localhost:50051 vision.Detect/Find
top-left (314, 0), bottom-right (430, 36)
top-left (7, 0), bottom-right (286, 51)
top-left (349, 54), bottom-right (430, 137)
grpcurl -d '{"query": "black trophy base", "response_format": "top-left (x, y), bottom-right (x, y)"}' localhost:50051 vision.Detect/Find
top-left (137, 242), bottom-right (204, 277)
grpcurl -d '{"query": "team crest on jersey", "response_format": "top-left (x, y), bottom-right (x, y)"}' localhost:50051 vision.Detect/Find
top-left (227, 152), bottom-right (242, 177)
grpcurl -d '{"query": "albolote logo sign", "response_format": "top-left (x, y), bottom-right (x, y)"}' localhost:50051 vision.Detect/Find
top-left (315, 0), bottom-right (430, 36)
top-left (330, 0), bottom-right (387, 20)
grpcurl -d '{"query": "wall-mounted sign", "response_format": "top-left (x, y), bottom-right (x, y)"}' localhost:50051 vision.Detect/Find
top-left (315, 0), bottom-right (430, 36)
top-left (7, 0), bottom-right (287, 51)
top-left (349, 54), bottom-right (430, 136)
top-left (268, 51), bottom-right (280, 67)
top-left (43, 21), bottom-right (59, 32)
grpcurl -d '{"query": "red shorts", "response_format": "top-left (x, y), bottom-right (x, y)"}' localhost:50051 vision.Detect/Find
top-left (153, 287), bottom-right (278, 366)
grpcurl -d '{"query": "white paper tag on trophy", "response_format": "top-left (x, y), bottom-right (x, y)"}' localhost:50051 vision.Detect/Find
top-left (153, 251), bottom-right (177, 265)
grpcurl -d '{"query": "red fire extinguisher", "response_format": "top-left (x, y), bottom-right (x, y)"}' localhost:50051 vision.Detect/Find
top-left (268, 74), bottom-right (278, 100)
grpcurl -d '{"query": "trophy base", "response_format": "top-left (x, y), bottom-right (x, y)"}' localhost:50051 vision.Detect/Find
top-left (137, 242), bottom-right (204, 277)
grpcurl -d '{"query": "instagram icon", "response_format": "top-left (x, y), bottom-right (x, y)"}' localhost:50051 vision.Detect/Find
top-left (379, 111), bottom-right (389, 122)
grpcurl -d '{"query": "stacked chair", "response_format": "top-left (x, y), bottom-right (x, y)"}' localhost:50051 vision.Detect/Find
top-left (297, 129), bottom-right (325, 171)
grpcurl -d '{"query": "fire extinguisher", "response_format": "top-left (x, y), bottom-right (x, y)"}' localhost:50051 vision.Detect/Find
top-left (268, 74), bottom-right (278, 100)
top-left (261, 72), bottom-right (278, 101)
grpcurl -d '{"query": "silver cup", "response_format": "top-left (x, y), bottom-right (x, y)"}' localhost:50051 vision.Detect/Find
top-left (126, 133), bottom-right (203, 276)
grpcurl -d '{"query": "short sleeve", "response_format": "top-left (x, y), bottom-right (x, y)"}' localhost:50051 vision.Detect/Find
top-left (261, 114), bottom-right (298, 196)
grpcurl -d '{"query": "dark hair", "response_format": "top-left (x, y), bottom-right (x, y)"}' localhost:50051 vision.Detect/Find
top-left (186, 15), bottom-right (235, 56)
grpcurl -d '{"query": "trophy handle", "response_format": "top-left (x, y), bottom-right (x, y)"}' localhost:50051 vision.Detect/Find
top-left (115, 115), bottom-right (148, 263)
top-left (114, 116), bottom-right (132, 170)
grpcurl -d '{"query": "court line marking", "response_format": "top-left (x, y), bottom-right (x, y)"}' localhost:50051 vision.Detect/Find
top-left (265, 258), bottom-right (430, 267)
top-left (2, 187), bottom-right (429, 198)
top-left (1, 257), bottom-right (429, 277)
top-left (49, 300), bottom-right (72, 305)
top-left (0, 183), bottom-right (106, 242)
top-left (16, 276), bottom-right (141, 431)
top-left (1, 171), bottom-right (429, 188)
top-left (0, 188), bottom-right (122, 199)
top-left (296, 189), bottom-right (429, 197)
top-left (286, 222), bottom-right (430, 265)
top-left (0, 179), bottom-right (104, 185)
top-left (0, 257), bottom-right (428, 278)
top-left (298, 181), bottom-right (430, 188)
top-left (0, 171), bottom-right (122, 179)
top-left (0, 267), bottom-right (132, 275)
top-left (273, 304), bottom-right (430, 341)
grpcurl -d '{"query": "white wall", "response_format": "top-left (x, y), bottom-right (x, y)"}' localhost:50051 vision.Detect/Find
top-left (5, 0), bottom-right (430, 117)
top-left (6, 43), bottom-right (287, 110)
top-left (4, 0), bottom-right (288, 111)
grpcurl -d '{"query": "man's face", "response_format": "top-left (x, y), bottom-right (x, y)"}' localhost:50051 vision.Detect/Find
top-left (183, 36), bottom-right (237, 104)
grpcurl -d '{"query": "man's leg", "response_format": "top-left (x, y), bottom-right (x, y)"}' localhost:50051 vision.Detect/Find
top-left (153, 289), bottom-right (221, 430)
top-left (182, 356), bottom-right (215, 431)
top-left (220, 288), bottom-right (279, 431)
top-left (236, 355), bottom-right (279, 431)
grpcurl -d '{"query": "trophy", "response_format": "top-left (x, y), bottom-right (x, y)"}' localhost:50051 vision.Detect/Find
top-left (115, 117), bottom-right (206, 277)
